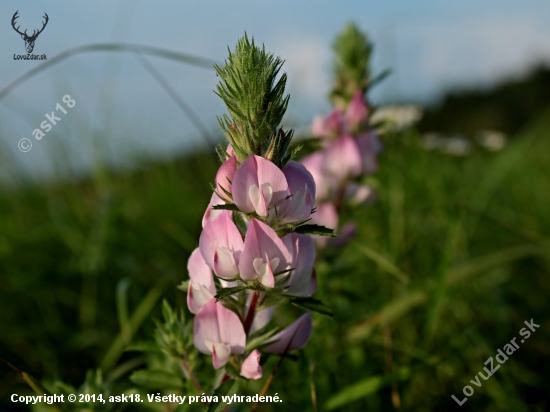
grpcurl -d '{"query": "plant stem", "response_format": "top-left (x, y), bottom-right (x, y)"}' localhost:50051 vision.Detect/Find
top-left (383, 323), bottom-right (401, 409)
top-left (251, 354), bottom-right (285, 411)
top-left (181, 360), bottom-right (203, 393)
top-left (243, 292), bottom-right (259, 335)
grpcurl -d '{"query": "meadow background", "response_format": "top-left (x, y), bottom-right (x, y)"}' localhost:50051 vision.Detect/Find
top-left (1, 1), bottom-right (550, 411)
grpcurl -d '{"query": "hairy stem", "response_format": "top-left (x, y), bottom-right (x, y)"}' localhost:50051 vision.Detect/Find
top-left (181, 360), bottom-right (203, 393)
top-left (243, 292), bottom-right (259, 335)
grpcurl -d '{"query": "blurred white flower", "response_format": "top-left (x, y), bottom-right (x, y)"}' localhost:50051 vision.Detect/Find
top-left (476, 130), bottom-right (507, 151)
top-left (422, 133), bottom-right (472, 156)
top-left (371, 105), bottom-right (423, 132)
top-left (422, 132), bottom-right (444, 150)
top-left (440, 135), bottom-right (472, 157)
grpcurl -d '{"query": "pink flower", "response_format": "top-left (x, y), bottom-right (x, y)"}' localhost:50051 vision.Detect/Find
top-left (215, 156), bottom-right (238, 199)
top-left (344, 183), bottom-right (374, 206)
top-left (232, 155), bottom-right (288, 217)
top-left (277, 161), bottom-right (316, 224)
top-left (193, 299), bottom-right (246, 369)
top-left (264, 313), bottom-right (312, 354)
top-left (312, 109), bottom-right (346, 138)
top-left (187, 248), bottom-right (216, 314)
top-left (345, 91), bottom-right (369, 130)
top-left (202, 192), bottom-right (228, 228)
top-left (240, 350), bottom-right (262, 379)
top-left (199, 212), bottom-right (244, 278)
top-left (300, 152), bottom-right (330, 202)
top-left (282, 233), bottom-right (317, 297)
top-left (330, 222), bottom-right (357, 248)
top-left (239, 219), bottom-right (291, 287)
top-left (309, 203), bottom-right (339, 247)
top-left (323, 136), bottom-right (362, 181)
top-left (355, 132), bottom-right (381, 174)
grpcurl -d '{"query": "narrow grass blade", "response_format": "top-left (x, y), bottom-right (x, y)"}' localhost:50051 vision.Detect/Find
top-left (100, 278), bottom-right (169, 372)
top-left (325, 367), bottom-right (411, 410)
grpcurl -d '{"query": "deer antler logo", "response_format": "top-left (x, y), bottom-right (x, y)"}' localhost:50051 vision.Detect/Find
top-left (11, 11), bottom-right (49, 54)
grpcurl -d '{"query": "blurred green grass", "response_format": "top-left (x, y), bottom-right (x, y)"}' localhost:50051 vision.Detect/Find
top-left (1, 106), bottom-right (549, 411)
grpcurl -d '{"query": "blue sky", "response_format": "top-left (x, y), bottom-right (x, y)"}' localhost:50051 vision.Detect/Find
top-left (1, 0), bottom-right (550, 178)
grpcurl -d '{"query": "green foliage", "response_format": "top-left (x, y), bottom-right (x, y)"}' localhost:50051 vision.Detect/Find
top-left (211, 203), bottom-right (240, 212)
top-left (289, 297), bottom-right (334, 318)
top-left (2, 70), bottom-right (550, 412)
top-left (294, 224), bottom-right (336, 237)
top-left (129, 370), bottom-right (184, 390)
top-left (330, 22), bottom-right (373, 107)
top-left (214, 286), bottom-right (250, 302)
top-left (206, 380), bottom-right (239, 412)
top-left (215, 33), bottom-right (294, 166)
top-left (154, 300), bottom-right (193, 360)
top-left (3, 112), bottom-right (550, 411)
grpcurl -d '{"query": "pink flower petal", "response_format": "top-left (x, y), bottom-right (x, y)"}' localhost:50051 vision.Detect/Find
top-left (301, 152), bottom-right (330, 201)
top-left (215, 156), bottom-right (238, 198)
top-left (187, 248), bottom-right (216, 313)
top-left (309, 203), bottom-right (339, 248)
top-left (199, 213), bottom-right (244, 278)
top-left (278, 161), bottom-right (316, 224)
top-left (282, 233), bottom-right (317, 297)
top-left (187, 283), bottom-right (215, 315)
top-left (330, 222), bottom-right (357, 248)
top-left (356, 132), bottom-right (381, 174)
top-left (345, 91), bottom-right (369, 129)
top-left (264, 313), bottom-right (313, 354)
top-left (209, 340), bottom-right (232, 370)
top-left (344, 183), bottom-right (374, 206)
top-left (240, 350), bottom-right (262, 380)
top-left (312, 109), bottom-right (346, 138)
top-left (250, 306), bottom-right (275, 335)
top-left (216, 303), bottom-right (246, 355)
top-left (238, 219), bottom-right (290, 287)
top-left (310, 203), bottom-right (338, 230)
top-left (193, 300), bottom-right (245, 368)
top-left (202, 192), bottom-right (228, 228)
top-left (232, 155), bottom-right (288, 216)
top-left (323, 136), bottom-right (362, 181)
top-left (188, 248), bottom-right (215, 289)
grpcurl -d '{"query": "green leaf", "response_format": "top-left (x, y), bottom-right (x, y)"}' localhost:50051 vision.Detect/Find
top-left (116, 278), bottom-right (131, 345)
top-left (100, 279), bottom-right (169, 371)
top-left (352, 243), bottom-right (409, 284)
top-left (129, 370), bottom-right (184, 390)
top-left (215, 286), bottom-right (249, 302)
top-left (212, 203), bottom-right (240, 212)
top-left (125, 341), bottom-right (161, 353)
top-left (257, 293), bottom-right (289, 310)
top-left (290, 297), bottom-right (334, 318)
top-left (367, 68), bottom-right (392, 91)
top-left (0, 360), bottom-right (68, 412)
top-left (294, 224), bottom-right (336, 237)
top-left (232, 211), bottom-right (248, 236)
top-left (246, 327), bottom-right (279, 351)
top-left (206, 380), bottom-right (240, 412)
top-left (177, 281), bottom-right (190, 292)
top-left (325, 367), bottom-right (411, 410)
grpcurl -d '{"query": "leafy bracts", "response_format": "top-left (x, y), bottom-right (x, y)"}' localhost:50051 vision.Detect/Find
top-left (215, 34), bottom-right (294, 167)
